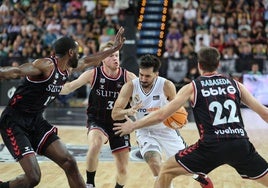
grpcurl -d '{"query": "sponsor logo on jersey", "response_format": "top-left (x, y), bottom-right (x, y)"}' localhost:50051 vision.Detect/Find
top-left (153, 95), bottom-right (160, 100)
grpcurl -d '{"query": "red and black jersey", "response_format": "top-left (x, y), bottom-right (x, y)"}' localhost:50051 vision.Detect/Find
top-left (191, 74), bottom-right (248, 142)
top-left (8, 57), bottom-right (69, 114)
top-left (87, 66), bottom-right (127, 124)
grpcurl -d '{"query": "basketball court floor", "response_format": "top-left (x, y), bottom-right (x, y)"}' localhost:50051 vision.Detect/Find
top-left (0, 106), bottom-right (268, 188)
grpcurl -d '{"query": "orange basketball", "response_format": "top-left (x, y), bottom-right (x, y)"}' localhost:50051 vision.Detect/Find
top-left (163, 107), bottom-right (188, 129)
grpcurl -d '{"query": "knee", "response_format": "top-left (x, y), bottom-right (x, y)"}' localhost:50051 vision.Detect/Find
top-left (88, 138), bottom-right (103, 154)
top-left (26, 170), bottom-right (41, 187)
top-left (61, 154), bottom-right (78, 172)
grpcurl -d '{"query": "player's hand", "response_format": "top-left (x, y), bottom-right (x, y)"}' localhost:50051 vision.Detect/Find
top-left (113, 26), bottom-right (126, 51)
top-left (126, 102), bottom-right (142, 117)
top-left (113, 115), bottom-right (134, 136)
top-left (0, 67), bottom-right (21, 79)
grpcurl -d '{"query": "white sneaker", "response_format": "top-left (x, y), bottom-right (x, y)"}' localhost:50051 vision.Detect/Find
top-left (86, 184), bottom-right (95, 188)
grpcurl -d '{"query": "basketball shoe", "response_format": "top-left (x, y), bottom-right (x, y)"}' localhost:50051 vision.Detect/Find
top-left (193, 174), bottom-right (214, 188)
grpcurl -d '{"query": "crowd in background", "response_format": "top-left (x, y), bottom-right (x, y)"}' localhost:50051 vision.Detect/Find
top-left (0, 0), bottom-right (123, 67)
top-left (164, 0), bottom-right (268, 79)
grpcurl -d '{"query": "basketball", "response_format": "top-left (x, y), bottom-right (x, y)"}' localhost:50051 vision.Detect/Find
top-left (163, 107), bottom-right (188, 129)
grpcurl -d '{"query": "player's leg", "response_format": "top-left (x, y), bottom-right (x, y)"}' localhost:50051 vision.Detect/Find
top-left (113, 149), bottom-right (129, 188)
top-left (256, 173), bottom-right (268, 186)
top-left (144, 150), bottom-right (162, 176)
top-left (3, 154), bottom-right (41, 188)
top-left (0, 114), bottom-right (41, 188)
top-left (86, 129), bottom-right (107, 187)
top-left (44, 139), bottom-right (85, 188)
top-left (136, 130), bottom-right (162, 177)
top-left (154, 156), bottom-right (189, 188)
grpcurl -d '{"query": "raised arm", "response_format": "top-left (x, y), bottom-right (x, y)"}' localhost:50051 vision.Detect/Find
top-left (73, 27), bottom-right (126, 71)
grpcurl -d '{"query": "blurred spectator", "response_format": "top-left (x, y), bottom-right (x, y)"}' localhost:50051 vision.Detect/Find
top-left (224, 26), bottom-right (238, 47)
top-left (250, 0), bottom-right (265, 28)
top-left (171, 2), bottom-right (184, 23)
top-left (163, 43), bottom-right (180, 58)
top-left (197, 0), bottom-right (211, 24)
top-left (7, 17), bottom-right (21, 44)
top-left (250, 21), bottom-right (267, 44)
top-left (235, 43), bottom-right (254, 73)
top-left (183, 2), bottom-right (197, 25)
top-left (182, 66), bottom-right (200, 85)
top-left (210, 13), bottom-right (225, 33)
top-left (165, 22), bottom-right (183, 56)
top-left (248, 62), bottom-right (262, 75)
top-left (0, 0), bottom-right (9, 16)
top-left (211, 0), bottom-right (225, 14)
top-left (98, 26), bottom-right (115, 44)
top-left (225, 16), bottom-right (237, 30)
top-left (210, 27), bottom-right (224, 54)
top-left (104, 0), bottom-right (119, 23)
top-left (195, 17), bottom-right (208, 32)
top-left (82, 0), bottom-right (96, 15)
top-left (225, 0), bottom-right (237, 16)
top-left (253, 43), bottom-right (267, 59)
top-left (237, 3), bottom-right (251, 25)
top-left (195, 33), bottom-right (209, 52)
top-left (222, 46), bottom-right (239, 60)
top-left (46, 17), bottom-right (61, 36)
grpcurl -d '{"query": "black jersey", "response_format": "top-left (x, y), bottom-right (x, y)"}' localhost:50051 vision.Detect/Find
top-left (191, 74), bottom-right (248, 142)
top-left (87, 66), bottom-right (127, 124)
top-left (8, 57), bottom-right (68, 114)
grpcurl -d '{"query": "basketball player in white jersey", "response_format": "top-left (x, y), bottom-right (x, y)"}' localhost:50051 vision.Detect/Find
top-left (112, 54), bottom-right (186, 187)
top-left (112, 54), bottom-right (213, 188)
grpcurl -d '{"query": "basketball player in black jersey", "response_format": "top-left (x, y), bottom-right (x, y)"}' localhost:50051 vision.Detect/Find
top-left (113, 47), bottom-right (268, 188)
top-left (60, 41), bottom-right (136, 188)
top-left (0, 27), bottom-right (126, 188)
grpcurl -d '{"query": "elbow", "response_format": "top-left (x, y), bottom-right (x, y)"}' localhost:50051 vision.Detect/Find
top-left (111, 111), bottom-right (117, 121)
top-left (111, 109), bottom-right (123, 121)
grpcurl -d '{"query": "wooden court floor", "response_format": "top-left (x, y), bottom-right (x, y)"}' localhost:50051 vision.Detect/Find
top-left (0, 108), bottom-right (268, 188)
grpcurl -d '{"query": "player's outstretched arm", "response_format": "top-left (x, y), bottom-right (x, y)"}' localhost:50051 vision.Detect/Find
top-left (76, 26), bottom-right (126, 70)
top-left (0, 59), bottom-right (49, 79)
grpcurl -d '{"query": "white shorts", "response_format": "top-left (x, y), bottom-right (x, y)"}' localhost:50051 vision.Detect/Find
top-left (135, 127), bottom-right (186, 159)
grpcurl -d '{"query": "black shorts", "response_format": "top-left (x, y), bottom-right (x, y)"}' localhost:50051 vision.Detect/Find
top-left (175, 139), bottom-right (268, 179)
top-left (87, 120), bottom-right (131, 152)
top-left (0, 107), bottom-right (59, 161)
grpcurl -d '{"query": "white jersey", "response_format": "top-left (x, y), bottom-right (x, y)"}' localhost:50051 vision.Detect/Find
top-left (131, 76), bottom-right (186, 158)
top-left (131, 76), bottom-right (168, 130)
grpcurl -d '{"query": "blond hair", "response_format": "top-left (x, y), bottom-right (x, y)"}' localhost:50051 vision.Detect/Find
top-left (99, 41), bottom-right (114, 52)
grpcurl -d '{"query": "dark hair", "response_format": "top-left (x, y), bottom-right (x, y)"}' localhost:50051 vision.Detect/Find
top-left (53, 36), bottom-right (77, 57)
top-left (197, 47), bottom-right (220, 72)
top-left (139, 54), bottom-right (161, 72)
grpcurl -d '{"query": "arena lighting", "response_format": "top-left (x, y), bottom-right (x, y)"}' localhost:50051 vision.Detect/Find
top-left (158, 0), bottom-right (169, 56)
top-left (137, 0), bottom-right (169, 56)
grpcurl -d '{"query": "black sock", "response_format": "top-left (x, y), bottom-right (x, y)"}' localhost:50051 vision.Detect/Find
top-left (86, 171), bottom-right (96, 186)
top-left (0, 182), bottom-right (9, 188)
top-left (115, 182), bottom-right (124, 188)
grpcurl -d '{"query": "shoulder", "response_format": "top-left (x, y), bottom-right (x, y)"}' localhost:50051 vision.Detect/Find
top-left (163, 77), bottom-right (175, 88)
top-left (125, 70), bottom-right (137, 82)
